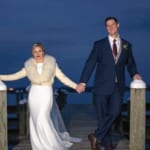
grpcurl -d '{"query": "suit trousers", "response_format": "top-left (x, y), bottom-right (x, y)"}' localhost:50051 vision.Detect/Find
top-left (93, 83), bottom-right (123, 146)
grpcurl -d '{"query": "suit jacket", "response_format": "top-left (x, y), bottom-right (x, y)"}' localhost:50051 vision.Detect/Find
top-left (80, 37), bottom-right (138, 95)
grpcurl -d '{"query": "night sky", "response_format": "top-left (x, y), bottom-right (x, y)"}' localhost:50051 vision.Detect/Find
top-left (0, 0), bottom-right (150, 103)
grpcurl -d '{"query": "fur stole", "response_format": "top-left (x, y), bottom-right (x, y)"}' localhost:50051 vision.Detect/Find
top-left (24, 55), bottom-right (56, 84)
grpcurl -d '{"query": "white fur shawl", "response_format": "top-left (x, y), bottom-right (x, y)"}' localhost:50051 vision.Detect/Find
top-left (24, 55), bottom-right (56, 84)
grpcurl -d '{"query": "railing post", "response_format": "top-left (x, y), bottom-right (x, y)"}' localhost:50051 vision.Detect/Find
top-left (0, 81), bottom-right (7, 150)
top-left (17, 89), bottom-right (29, 138)
top-left (130, 80), bottom-right (146, 150)
top-left (18, 103), bottom-right (26, 137)
top-left (26, 104), bottom-right (30, 137)
top-left (16, 90), bottom-right (26, 138)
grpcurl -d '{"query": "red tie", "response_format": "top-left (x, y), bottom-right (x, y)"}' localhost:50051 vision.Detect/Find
top-left (113, 39), bottom-right (117, 57)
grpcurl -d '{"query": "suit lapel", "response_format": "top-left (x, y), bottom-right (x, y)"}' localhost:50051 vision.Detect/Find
top-left (105, 37), bottom-right (128, 64)
top-left (116, 39), bottom-right (127, 64)
top-left (106, 37), bottom-right (126, 64)
top-left (105, 37), bottom-right (117, 64)
top-left (115, 40), bottom-right (122, 64)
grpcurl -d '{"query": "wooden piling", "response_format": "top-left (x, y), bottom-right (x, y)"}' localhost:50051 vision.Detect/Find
top-left (17, 89), bottom-right (29, 138)
top-left (0, 81), bottom-right (7, 150)
top-left (26, 104), bottom-right (30, 137)
top-left (18, 104), bottom-right (26, 136)
top-left (130, 80), bottom-right (146, 150)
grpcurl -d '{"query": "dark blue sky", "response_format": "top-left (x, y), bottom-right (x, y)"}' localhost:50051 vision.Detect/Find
top-left (0, 0), bottom-right (150, 89)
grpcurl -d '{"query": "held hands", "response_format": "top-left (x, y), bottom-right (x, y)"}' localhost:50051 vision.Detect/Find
top-left (76, 83), bottom-right (86, 94)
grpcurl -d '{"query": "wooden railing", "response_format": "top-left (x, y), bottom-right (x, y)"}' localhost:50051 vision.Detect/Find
top-left (0, 82), bottom-right (149, 150)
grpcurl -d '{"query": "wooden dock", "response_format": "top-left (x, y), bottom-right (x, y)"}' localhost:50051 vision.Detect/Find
top-left (12, 104), bottom-right (129, 150)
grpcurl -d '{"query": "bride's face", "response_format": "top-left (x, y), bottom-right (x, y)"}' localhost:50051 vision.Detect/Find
top-left (32, 46), bottom-right (44, 63)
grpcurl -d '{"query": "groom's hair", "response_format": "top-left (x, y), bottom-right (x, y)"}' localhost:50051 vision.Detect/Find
top-left (105, 16), bottom-right (118, 25)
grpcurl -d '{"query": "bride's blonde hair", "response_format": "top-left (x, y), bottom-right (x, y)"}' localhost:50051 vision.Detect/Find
top-left (32, 42), bottom-right (45, 53)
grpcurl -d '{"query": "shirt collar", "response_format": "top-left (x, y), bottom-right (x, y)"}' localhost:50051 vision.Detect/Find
top-left (108, 35), bottom-right (120, 43)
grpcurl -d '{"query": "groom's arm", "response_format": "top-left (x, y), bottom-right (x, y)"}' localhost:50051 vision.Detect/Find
top-left (77, 42), bottom-right (99, 93)
top-left (79, 42), bottom-right (98, 83)
top-left (126, 43), bottom-right (142, 80)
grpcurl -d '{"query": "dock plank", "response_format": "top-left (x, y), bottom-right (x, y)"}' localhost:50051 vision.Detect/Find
top-left (13, 104), bottom-right (129, 150)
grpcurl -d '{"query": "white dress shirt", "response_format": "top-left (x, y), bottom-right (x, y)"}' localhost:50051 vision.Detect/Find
top-left (108, 35), bottom-right (121, 54)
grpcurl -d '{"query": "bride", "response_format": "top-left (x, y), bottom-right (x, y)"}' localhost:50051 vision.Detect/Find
top-left (0, 42), bottom-right (81, 150)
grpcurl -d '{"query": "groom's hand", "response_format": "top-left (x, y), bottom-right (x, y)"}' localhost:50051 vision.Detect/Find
top-left (133, 74), bottom-right (142, 80)
top-left (76, 83), bottom-right (86, 93)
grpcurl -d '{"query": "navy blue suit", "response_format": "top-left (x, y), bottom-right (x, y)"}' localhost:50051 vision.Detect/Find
top-left (80, 37), bottom-right (138, 146)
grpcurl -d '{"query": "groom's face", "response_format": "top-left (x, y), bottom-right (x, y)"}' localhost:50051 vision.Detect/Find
top-left (106, 19), bottom-right (119, 36)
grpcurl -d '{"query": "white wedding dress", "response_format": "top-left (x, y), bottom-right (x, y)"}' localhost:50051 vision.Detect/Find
top-left (28, 63), bottom-right (81, 150)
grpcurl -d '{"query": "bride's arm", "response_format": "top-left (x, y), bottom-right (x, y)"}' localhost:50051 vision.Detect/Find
top-left (55, 64), bottom-right (77, 90)
top-left (0, 68), bottom-right (27, 81)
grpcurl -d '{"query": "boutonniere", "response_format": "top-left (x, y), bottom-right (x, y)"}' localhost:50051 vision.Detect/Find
top-left (122, 44), bottom-right (128, 50)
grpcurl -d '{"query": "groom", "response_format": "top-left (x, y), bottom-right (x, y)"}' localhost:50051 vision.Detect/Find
top-left (77, 16), bottom-right (142, 150)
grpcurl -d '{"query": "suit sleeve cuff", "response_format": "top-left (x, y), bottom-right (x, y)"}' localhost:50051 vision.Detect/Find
top-left (80, 83), bottom-right (86, 86)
